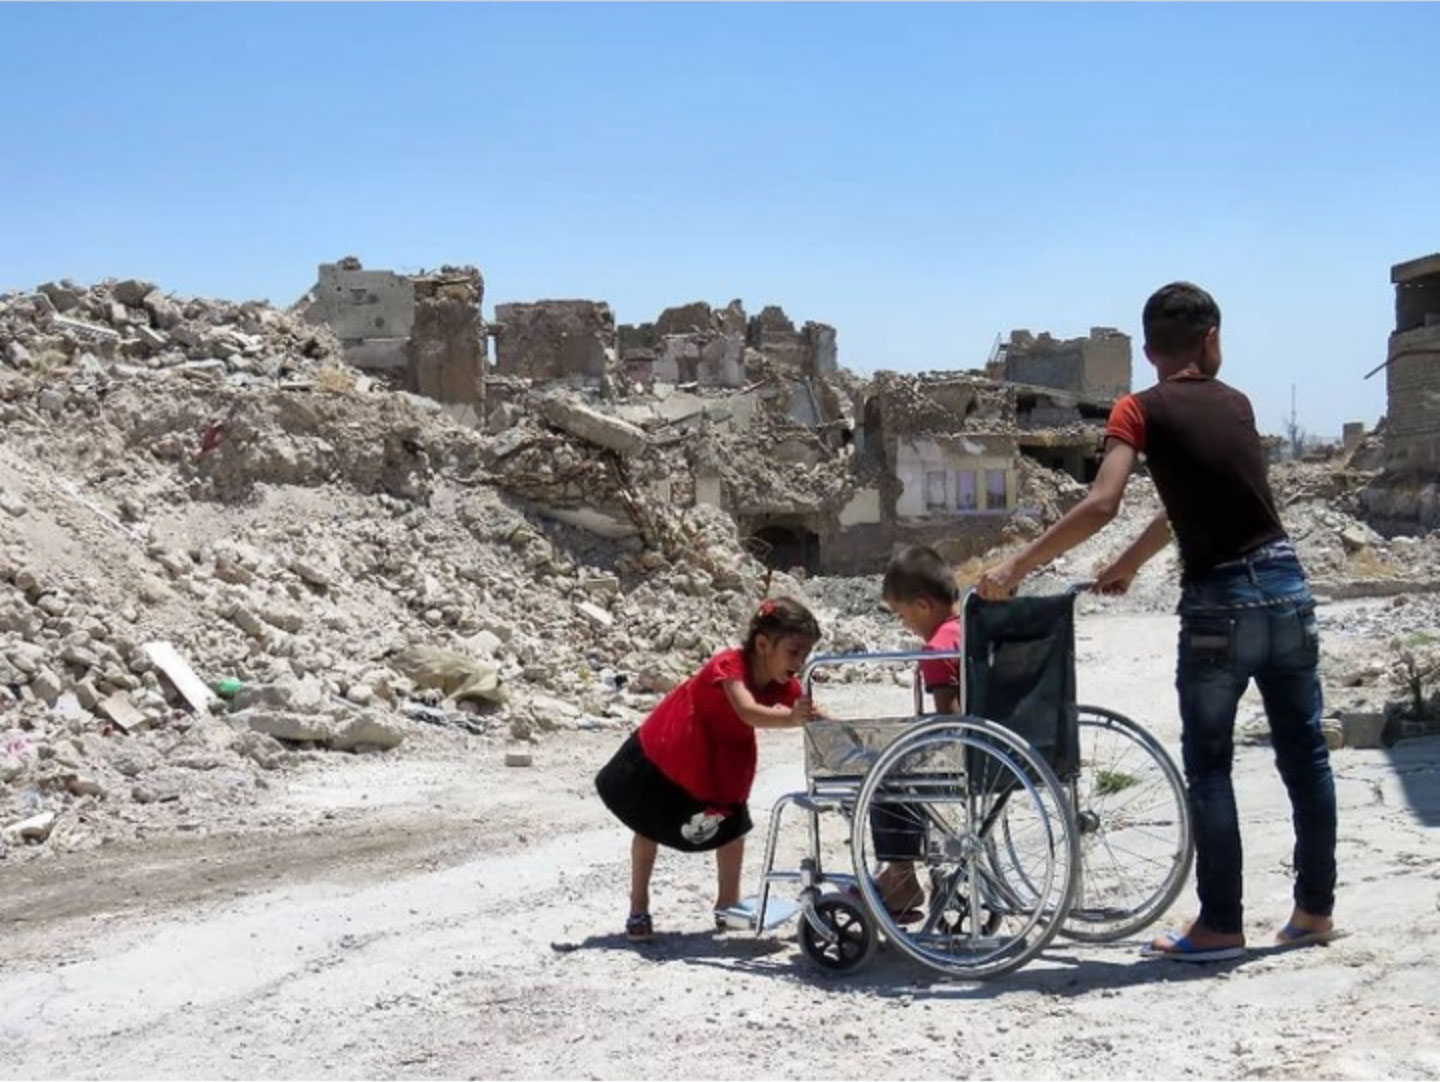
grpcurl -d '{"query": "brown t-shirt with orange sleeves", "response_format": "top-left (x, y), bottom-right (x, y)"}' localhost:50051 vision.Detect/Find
top-left (1105, 374), bottom-right (1286, 581)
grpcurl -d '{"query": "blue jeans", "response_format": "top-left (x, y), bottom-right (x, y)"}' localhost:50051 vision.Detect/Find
top-left (1176, 544), bottom-right (1337, 935)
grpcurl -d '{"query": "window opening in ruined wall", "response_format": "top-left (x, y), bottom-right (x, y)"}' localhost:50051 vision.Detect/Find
top-left (925, 470), bottom-right (949, 512)
top-left (985, 469), bottom-right (1008, 510)
top-left (955, 470), bottom-right (978, 511)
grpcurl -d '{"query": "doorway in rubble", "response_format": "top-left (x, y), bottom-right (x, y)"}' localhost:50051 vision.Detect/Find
top-left (745, 521), bottom-right (822, 577)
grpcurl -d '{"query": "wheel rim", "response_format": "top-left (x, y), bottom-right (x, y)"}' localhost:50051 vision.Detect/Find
top-left (850, 718), bottom-right (1078, 979)
top-left (1060, 706), bottom-right (1194, 942)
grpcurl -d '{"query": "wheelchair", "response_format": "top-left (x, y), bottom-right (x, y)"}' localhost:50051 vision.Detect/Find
top-left (717, 586), bottom-right (1194, 980)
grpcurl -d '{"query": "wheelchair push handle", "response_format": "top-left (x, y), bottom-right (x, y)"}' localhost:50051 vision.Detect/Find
top-left (962, 579), bottom-right (1095, 604)
top-left (800, 581), bottom-right (1094, 696)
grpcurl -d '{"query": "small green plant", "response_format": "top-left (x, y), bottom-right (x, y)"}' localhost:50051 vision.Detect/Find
top-left (1094, 769), bottom-right (1138, 796)
top-left (1390, 632), bottom-right (1440, 720)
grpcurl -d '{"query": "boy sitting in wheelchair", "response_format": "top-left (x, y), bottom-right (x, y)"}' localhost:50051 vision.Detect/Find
top-left (870, 545), bottom-right (962, 921)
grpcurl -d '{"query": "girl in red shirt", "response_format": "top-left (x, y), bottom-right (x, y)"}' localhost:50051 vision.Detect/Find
top-left (595, 597), bottom-right (822, 941)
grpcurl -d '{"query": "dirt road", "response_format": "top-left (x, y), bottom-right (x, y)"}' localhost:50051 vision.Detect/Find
top-left (2, 612), bottom-right (1438, 1080)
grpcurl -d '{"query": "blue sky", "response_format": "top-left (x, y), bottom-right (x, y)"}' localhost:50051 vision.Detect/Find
top-left (3, 3), bottom-right (1437, 438)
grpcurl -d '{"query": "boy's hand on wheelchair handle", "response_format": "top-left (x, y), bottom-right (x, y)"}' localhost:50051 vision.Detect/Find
top-left (977, 558), bottom-right (1023, 601)
top-left (1094, 560), bottom-right (1136, 595)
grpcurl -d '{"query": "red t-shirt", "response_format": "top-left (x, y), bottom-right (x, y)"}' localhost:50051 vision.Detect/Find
top-left (921, 615), bottom-right (962, 695)
top-left (637, 648), bottom-right (803, 805)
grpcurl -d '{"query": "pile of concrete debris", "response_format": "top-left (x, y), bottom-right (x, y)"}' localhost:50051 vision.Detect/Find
top-left (1, 278), bottom-right (346, 391)
top-left (1, 283), bottom-right (842, 859)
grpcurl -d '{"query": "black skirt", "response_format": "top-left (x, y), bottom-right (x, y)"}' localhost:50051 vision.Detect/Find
top-left (595, 732), bottom-right (753, 853)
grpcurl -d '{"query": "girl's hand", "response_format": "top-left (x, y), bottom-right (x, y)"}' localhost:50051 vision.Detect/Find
top-left (789, 697), bottom-right (820, 726)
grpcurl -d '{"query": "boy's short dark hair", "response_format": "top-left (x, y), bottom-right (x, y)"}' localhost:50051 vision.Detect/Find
top-left (1142, 281), bottom-right (1221, 358)
top-left (882, 545), bottom-right (958, 606)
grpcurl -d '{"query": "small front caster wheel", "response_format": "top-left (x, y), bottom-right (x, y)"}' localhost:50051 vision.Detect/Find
top-left (798, 893), bottom-right (877, 973)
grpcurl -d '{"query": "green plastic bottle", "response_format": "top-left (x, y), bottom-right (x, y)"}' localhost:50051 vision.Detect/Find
top-left (215, 677), bottom-right (246, 699)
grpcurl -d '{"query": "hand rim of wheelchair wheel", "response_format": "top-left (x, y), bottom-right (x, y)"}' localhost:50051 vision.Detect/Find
top-left (849, 717), bottom-right (1080, 981)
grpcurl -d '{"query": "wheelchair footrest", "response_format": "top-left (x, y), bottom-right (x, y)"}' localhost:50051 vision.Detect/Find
top-left (716, 896), bottom-right (801, 932)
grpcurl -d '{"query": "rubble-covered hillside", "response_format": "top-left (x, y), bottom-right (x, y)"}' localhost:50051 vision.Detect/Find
top-left (0, 279), bottom-right (837, 861)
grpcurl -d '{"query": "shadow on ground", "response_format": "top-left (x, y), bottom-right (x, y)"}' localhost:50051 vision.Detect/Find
top-left (1384, 734), bottom-right (1440, 827)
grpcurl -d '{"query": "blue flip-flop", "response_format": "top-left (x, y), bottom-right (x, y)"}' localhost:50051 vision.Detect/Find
top-left (1140, 931), bottom-right (1246, 963)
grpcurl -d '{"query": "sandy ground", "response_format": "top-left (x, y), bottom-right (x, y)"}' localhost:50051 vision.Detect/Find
top-left (1, 611), bottom-right (1438, 1080)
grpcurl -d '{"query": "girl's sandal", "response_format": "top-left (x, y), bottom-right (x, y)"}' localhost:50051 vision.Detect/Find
top-left (625, 912), bottom-right (654, 942)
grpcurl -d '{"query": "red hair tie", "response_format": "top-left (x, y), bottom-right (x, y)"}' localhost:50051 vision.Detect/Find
top-left (759, 599), bottom-right (777, 616)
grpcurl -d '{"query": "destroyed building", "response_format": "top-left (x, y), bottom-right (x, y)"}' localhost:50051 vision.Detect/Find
top-left (617, 300), bottom-right (837, 390)
top-left (812, 372), bottom-right (1021, 573)
top-left (989, 327), bottom-right (1132, 482)
top-left (484, 294), bottom-right (1020, 576)
top-left (294, 258), bottom-right (487, 416)
top-left (296, 265), bottom-right (1111, 575)
top-left (492, 300), bottom-right (615, 384)
top-left (1361, 252), bottom-right (1440, 534)
top-left (1000, 326), bottom-right (1132, 400)
top-left (439, 292), bottom-right (1068, 576)
top-left (476, 296), bottom-right (852, 572)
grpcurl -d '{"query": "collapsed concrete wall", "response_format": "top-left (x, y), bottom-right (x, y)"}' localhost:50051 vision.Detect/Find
top-left (295, 259), bottom-right (486, 409)
top-left (1012, 386), bottom-right (1112, 483)
top-left (1004, 326), bottom-right (1131, 403)
top-left (409, 271), bottom-right (486, 414)
top-left (297, 259), bottom-right (415, 370)
top-left (739, 370), bottom-right (1028, 575)
top-left (492, 301), bottom-right (615, 383)
top-left (619, 300), bottom-right (836, 390)
top-left (748, 306), bottom-right (837, 379)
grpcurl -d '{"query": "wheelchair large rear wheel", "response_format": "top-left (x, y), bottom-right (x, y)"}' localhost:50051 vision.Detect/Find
top-left (850, 717), bottom-right (1078, 980)
top-left (1057, 705), bottom-right (1194, 942)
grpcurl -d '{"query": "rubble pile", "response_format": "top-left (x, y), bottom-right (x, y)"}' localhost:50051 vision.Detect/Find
top-left (695, 414), bottom-right (856, 518)
top-left (1, 278), bottom-right (345, 390)
top-left (1, 285), bottom-right (834, 861)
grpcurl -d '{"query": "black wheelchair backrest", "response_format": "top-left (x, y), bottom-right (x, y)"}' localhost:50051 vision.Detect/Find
top-left (963, 591), bottom-right (1080, 779)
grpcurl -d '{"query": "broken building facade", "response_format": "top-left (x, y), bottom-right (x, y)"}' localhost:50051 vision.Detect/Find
top-left (294, 258), bottom-right (487, 417)
top-left (988, 327), bottom-right (1133, 483)
top-left (1362, 252), bottom-right (1440, 534)
top-left (999, 327), bottom-right (1132, 401)
top-left (810, 373), bottom-right (1020, 573)
top-left (617, 300), bottom-right (836, 390)
top-left (297, 262), bottom-right (1116, 575)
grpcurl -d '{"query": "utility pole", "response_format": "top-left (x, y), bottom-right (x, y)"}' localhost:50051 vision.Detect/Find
top-left (1281, 383), bottom-right (1304, 460)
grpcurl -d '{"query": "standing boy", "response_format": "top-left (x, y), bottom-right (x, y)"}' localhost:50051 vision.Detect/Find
top-left (978, 282), bottom-right (1338, 961)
